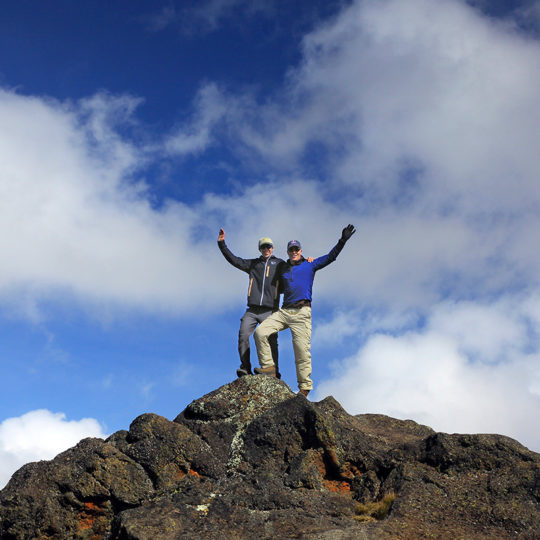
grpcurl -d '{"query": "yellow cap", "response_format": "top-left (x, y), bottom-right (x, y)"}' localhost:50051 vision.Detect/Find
top-left (258, 237), bottom-right (273, 248)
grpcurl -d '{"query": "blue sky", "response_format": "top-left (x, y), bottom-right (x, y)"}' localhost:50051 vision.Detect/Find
top-left (1, 0), bottom-right (540, 487)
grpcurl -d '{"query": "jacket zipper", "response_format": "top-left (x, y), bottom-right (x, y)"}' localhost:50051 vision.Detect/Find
top-left (260, 257), bottom-right (269, 305)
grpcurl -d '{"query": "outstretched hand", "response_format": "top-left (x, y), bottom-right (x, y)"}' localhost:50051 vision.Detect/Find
top-left (340, 224), bottom-right (356, 242)
top-left (218, 228), bottom-right (225, 242)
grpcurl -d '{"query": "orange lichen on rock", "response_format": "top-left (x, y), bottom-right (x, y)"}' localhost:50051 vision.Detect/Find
top-left (309, 447), bottom-right (352, 493)
top-left (324, 479), bottom-right (352, 493)
top-left (78, 501), bottom-right (102, 530)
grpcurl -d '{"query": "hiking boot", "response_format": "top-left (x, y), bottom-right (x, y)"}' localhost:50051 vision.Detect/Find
top-left (254, 366), bottom-right (276, 377)
top-left (236, 367), bottom-right (252, 378)
top-left (298, 389), bottom-right (310, 397)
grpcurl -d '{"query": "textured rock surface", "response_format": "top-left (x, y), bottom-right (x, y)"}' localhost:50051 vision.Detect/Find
top-left (0, 375), bottom-right (539, 539)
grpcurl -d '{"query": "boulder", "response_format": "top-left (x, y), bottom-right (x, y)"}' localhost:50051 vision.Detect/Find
top-left (0, 375), bottom-right (538, 539)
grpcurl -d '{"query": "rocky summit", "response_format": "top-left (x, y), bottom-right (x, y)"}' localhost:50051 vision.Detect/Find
top-left (0, 376), bottom-right (539, 539)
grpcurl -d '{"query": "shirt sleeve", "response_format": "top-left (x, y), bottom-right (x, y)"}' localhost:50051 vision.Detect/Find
top-left (218, 240), bottom-right (253, 273)
top-left (311, 240), bottom-right (346, 271)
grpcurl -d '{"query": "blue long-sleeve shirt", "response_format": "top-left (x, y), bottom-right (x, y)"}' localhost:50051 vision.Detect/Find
top-left (279, 240), bottom-right (346, 307)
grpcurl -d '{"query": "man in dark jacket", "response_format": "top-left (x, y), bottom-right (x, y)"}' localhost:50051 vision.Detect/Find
top-left (254, 225), bottom-right (356, 397)
top-left (218, 228), bottom-right (283, 378)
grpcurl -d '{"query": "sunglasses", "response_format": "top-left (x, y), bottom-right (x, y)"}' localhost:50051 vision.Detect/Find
top-left (288, 247), bottom-right (301, 253)
top-left (260, 244), bottom-right (273, 250)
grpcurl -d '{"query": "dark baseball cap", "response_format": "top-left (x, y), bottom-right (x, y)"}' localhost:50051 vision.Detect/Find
top-left (287, 240), bottom-right (302, 250)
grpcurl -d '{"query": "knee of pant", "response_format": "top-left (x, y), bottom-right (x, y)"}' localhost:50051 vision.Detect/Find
top-left (238, 329), bottom-right (252, 342)
top-left (238, 338), bottom-right (250, 350)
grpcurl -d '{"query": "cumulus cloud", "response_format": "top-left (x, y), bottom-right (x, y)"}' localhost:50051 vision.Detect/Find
top-left (0, 87), bottom-right (239, 318)
top-left (247, 0), bottom-right (540, 211)
top-left (315, 297), bottom-right (540, 452)
top-left (0, 410), bottom-right (107, 489)
top-left (209, 0), bottom-right (540, 313)
top-left (189, 0), bottom-right (540, 312)
top-left (164, 83), bottom-right (228, 156)
top-left (313, 311), bottom-right (363, 346)
top-left (3, 0), bottom-right (540, 320)
top-left (0, 84), bottom-right (347, 320)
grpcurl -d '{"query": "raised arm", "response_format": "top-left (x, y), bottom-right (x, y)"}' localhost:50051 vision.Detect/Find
top-left (312, 224), bottom-right (356, 271)
top-left (217, 228), bottom-right (252, 272)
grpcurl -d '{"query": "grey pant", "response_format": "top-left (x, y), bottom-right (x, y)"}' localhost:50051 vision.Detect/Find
top-left (239, 307), bottom-right (279, 374)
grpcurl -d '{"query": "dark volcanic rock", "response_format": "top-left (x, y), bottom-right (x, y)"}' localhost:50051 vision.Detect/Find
top-left (0, 438), bottom-right (153, 539)
top-left (0, 376), bottom-right (539, 539)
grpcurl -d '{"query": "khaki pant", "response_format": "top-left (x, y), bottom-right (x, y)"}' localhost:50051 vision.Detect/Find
top-left (254, 306), bottom-right (312, 391)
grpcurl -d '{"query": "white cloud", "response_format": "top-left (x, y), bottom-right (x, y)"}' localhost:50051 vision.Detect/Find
top-left (278, 0), bottom-right (540, 212)
top-left (0, 87), bottom-right (238, 318)
top-left (315, 296), bottom-right (540, 452)
top-left (428, 299), bottom-right (528, 362)
top-left (2, 0), bottom-right (540, 328)
top-left (149, 0), bottom-right (535, 324)
top-left (0, 410), bottom-right (107, 489)
top-left (164, 83), bottom-right (228, 156)
top-left (314, 308), bottom-right (421, 347)
top-left (226, 0), bottom-right (540, 211)
top-left (205, 0), bottom-right (540, 310)
top-left (314, 311), bottom-right (363, 346)
top-left (0, 85), bottom-right (353, 319)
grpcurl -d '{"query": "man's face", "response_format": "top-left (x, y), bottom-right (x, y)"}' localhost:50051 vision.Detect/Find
top-left (288, 247), bottom-right (302, 262)
top-left (259, 244), bottom-right (274, 259)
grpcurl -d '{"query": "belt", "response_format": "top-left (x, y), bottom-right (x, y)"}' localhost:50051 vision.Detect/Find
top-left (283, 300), bottom-right (311, 309)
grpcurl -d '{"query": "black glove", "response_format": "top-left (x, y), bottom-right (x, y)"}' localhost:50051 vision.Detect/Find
top-left (340, 224), bottom-right (356, 243)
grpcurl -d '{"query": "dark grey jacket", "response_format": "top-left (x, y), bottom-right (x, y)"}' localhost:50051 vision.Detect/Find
top-left (218, 240), bottom-right (283, 309)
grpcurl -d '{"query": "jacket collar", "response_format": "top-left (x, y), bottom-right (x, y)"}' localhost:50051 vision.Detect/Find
top-left (288, 257), bottom-right (305, 266)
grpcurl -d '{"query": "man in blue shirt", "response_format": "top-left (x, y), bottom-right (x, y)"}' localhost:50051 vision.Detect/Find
top-left (254, 225), bottom-right (356, 397)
